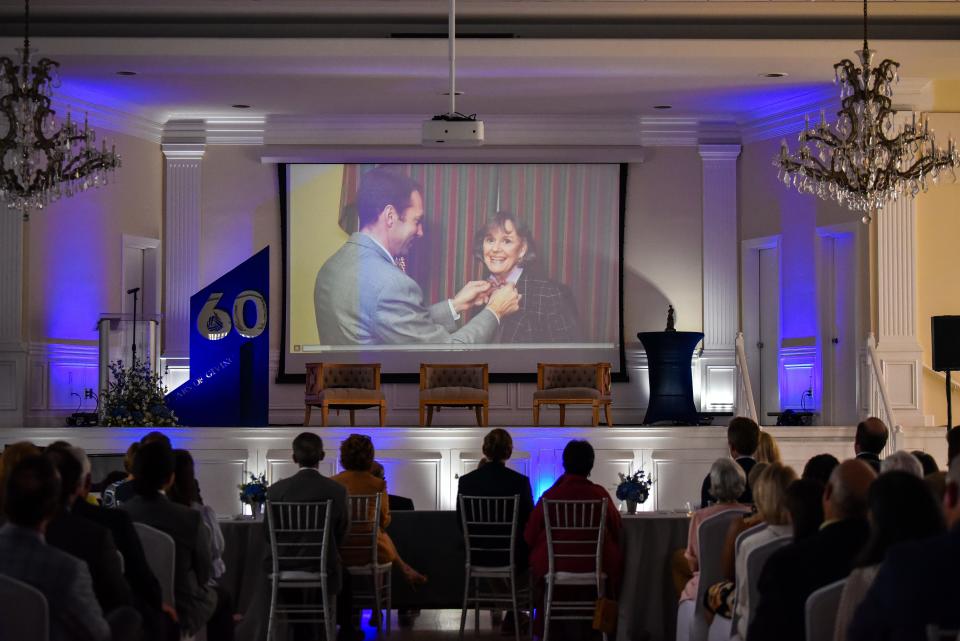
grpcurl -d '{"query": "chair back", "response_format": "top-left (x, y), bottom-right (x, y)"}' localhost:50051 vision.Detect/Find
top-left (804, 579), bottom-right (846, 641)
top-left (745, 535), bottom-right (792, 629)
top-left (543, 499), bottom-right (607, 577)
top-left (459, 494), bottom-right (519, 570)
top-left (926, 625), bottom-right (960, 641)
top-left (694, 508), bottom-right (751, 618)
top-left (306, 363), bottom-right (380, 395)
top-left (134, 522), bottom-right (176, 607)
top-left (341, 494), bottom-right (382, 566)
top-left (734, 522), bottom-right (767, 557)
top-left (0, 574), bottom-right (49, 641)
top-left (266, 500), bottom-right (333, 576)
top-left (537, 363), bottom-right (610, 394)
top-left (420, 363), bottom-right (488, 390)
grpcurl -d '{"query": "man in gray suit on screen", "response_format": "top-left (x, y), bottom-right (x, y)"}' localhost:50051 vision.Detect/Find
top-left (314, 167), bottom-right (521, 344)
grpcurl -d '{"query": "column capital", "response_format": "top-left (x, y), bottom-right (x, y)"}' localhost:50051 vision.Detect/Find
top-left (698, 144), bottom-right (742, 161)
top-left (162, 143), bottom-right (206, 161)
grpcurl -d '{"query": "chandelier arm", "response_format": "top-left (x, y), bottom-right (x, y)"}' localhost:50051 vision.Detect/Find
top-left (862, 0), bottom-right (868, 51)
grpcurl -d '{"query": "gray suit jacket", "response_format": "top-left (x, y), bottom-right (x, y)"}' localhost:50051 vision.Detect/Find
top-left (314, 232), bottom-right (499, 344)
top-left (265, 468), bottom-right (350, 593)
top-left (122, 494), bottom-right (216, 635)
top-left (0, 523), bottom-right (111, 641)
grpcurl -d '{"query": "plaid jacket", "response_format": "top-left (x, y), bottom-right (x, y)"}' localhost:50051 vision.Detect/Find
top-left (498, 268), bottom-right (581, 343)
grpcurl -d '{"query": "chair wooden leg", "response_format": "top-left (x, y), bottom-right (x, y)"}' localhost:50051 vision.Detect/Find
top-left (419, 403), bottom-right (425, 427)
top-left (604, 403), bottom-right (613, 427)
top-left (427, 406), bottom-right (434, 426)
top-left (474, 405), bottom-right (483, 426)
top-left (303, 405), bottom-right (311, 427)
top-left (533, 402), bottom-right (540, 426)
top-left (321, 404), bottom-right (329, 427)
top-left (483, 403), bottom-right (488, 426)
top-left (349, 409), bottom-right (356, 427)
top-left (379, 403), bottom-right (386, 427)
top-left (592, 402), bottom-right (599, 427)
top-left (559, 404), bottom-right (566, 426)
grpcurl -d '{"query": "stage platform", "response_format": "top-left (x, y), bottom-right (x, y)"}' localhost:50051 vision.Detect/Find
top-left (0, 425), bottom-right (946, 518)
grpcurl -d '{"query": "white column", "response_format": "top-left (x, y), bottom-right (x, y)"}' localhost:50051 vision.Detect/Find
top-left (0, 213), bottom-right (26, 425)
top-left (874, 195), bottom-right (924, 427)
top-left (161, 141), bottom-right (205, 363)
top-left (699, 144), bottom-right (742, 411)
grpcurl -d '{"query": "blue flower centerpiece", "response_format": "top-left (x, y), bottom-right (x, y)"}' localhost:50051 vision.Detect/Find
top-left (616, 470), bottom-right (653, 514)
top-left (238, 472), bottom-right (268, 519)
top-left (99, 359), bottom-right (177, 427)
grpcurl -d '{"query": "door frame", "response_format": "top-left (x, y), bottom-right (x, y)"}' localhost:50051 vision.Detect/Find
top-left (741, 234), bottom-right (781, 425)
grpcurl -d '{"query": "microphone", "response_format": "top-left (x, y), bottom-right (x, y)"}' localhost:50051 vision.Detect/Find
top-left (126, 287), bottom-right (140, 295)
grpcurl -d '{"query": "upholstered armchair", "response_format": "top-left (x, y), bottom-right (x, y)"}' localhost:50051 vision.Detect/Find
top-left (418, 363), bottom-right (489, 426)
top-left (533, 362), bottom-right (612, 426)
top-left (304, 363), bottom-right (386, 427)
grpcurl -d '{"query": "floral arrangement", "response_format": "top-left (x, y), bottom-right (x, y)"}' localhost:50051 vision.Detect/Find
top-left (238, 472), bottom-right (268, 505)
top-left (616, 469), bottom-right (653, 504)
top-left (99, 359), bottom-right (177, 427)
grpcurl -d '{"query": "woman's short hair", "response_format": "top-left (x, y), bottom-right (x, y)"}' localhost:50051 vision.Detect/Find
top-left (756, 431), bottom-right (782, 465)
top-left (802, 453), bottom-right (840, 486)
top-left (340, 434), bottom-right (375, 472)
top-left (880, 450), bottom-right (924, 478)
top-left (562, 440), bottom-right (595, 476)
top-left (132, 442), bottom-right (175, 495)
top-left (168, 449), bottom-right (200, 506)
top-left (785, 478), bottom-right (825, 540)
top-left (482, 429), bottom-right (514, 463)
top-left (753, 463), bottom-right (798, 525)
top-left (708, 458), bottom-right (746, 502)
top-left (912, 450), bottom-right (939, 476)
top-left (292, 432), bottom-right (324, 468)
top-left (472, 211), bottom-right (538, 265)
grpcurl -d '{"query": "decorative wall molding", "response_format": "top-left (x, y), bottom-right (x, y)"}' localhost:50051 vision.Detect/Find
top-left (0, 212), bottom-right (25, 425)
top-left (778, 344), bottom-right (818, 412)
top-left (26, 343), bottom-right (99, 421)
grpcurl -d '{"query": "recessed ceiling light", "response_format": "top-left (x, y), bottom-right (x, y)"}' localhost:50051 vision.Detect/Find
top-left (441, 91), bottom-right (464, 96)
top-left (231, 104), bottom-right (251, 109)
top-left (761, 72), bottom-right (788, 78)
top-left (653, 105), bottom-right (672, 110)
top-left (115, 71), bottom-right (137, 76)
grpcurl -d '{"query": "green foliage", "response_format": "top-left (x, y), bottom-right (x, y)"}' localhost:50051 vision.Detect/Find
top-left (99, 359), bottom-right (178, 427)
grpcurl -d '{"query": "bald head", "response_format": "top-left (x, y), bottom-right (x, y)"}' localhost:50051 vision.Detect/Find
top-left (855, 417), bottom-right (889, 456)
top-left (824, 459), bottom-right (876, 521)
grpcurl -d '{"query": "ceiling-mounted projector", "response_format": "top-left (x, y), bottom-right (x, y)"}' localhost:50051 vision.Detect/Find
top-left (422, 114), bottom-right (485, 146)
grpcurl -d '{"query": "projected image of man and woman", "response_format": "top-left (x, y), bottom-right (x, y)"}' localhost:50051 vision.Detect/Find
top-left (288, 163), bottom-right (620, 354)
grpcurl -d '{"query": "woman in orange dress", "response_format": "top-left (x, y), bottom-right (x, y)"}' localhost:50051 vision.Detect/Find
top-left (331, 434), bottom-right (427, 584)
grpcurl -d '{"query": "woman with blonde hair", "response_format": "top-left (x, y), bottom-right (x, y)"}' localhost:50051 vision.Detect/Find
top-left (733, 462), bottom-right (797, 639)
top-left (756, 430), bottom-right (782, 465)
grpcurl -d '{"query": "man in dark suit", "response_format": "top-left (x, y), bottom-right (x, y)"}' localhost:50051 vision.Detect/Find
top-left (854, 417), bottom-right (888, 473)
top-left (123, 442), bottom-right (233, 641)
top-left (264, 432), bottom-right (355, 641)
top-left (748, 459), bottom-right (875, 641)
top-left (0, 455), bottom-right (131, 641)
top-left (700, 417), bottom-right (759, 507)
top-left (847, 455), bottom-right (960, 640)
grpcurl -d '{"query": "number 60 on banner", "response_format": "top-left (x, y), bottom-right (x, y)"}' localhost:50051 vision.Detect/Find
top-left (197, 290), bottom-right (267, 340)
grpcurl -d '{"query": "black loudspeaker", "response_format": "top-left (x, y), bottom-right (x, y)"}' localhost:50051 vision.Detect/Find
top-left (932, 316), bottom-right (960, 372)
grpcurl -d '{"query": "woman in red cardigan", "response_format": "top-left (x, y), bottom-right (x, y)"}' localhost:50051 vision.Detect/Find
top-left (524, 440), bottom-right (623, 636)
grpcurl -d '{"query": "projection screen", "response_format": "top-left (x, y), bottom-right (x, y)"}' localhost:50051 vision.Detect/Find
top-left (282, 163), bottom-right (625, 380)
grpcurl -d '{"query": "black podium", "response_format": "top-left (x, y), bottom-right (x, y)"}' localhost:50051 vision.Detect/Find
top-left (638, 331), bottom-right (703, 425)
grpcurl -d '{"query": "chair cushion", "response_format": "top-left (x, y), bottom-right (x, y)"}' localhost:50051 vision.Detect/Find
top-left (420, 386), bottom-right (488, 402)
top-left (548, 571), bottom-right (608, 585)
top-left (542, 365), bottom-right (597, 390)
top-left (533, 387), bottom-right (603, 400)
top-left (424, 367), bottom-right (483, 389)
top-left (306, 388), bottom-right (385, 403)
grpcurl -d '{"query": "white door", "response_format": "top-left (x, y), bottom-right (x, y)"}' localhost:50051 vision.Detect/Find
top-left (820, 234), bottom-right (859, 425)
top-left (758, 248), bottom-right (781, 423)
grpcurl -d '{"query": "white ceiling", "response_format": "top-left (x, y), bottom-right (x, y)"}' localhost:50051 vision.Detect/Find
top-left (1, 1), bottom-right (958, 134)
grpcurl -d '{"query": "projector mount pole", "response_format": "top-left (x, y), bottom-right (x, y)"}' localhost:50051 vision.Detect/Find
top-left (448, 0), bottom-right (456, 115)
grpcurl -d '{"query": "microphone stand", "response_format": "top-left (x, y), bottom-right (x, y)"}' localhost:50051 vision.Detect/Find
top-left (127, 287), bottom-right (140, 365)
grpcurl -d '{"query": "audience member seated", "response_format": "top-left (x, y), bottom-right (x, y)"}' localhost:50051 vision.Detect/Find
top-left (785, 478), bottom-right (826, 541)
top-left (104, 432), bottom-right (172, 509)
top-left (43, 447), bottom-right (134, 614)
top-left (0, 455), bottom-right (139, 641)
top-left (756, 431), bottom-right (782, 465)
top-left (732, 463), bottom-right (797, 639)
top-left (880, 450), bottom-right (924, 478)
top-left (0, 441), bottom-right (41, 518)
top-left (701, 417), bottom-right (759, 508)
top-left (168, 449), bottom-right (226, 581)
top-left (67, 445), bottom-right (175, 641)
top-left (264, 432), bottom-right (356, 641)
top-left (948, 426), bottom-right (960, 466)
top-left (680, 458), bottom-right (748, 607)
top-left (123, 441), bottom-right (234, 641)
top-left (912, 450), bottom-right (939, 477)
top-left (748, 459), bottom-right (875, 641)
top-left (853, 418), bottom-right (888, 474)
top-left (833, 471), bottom-right (944, 641)
top-left (802, 453), bottom-right (840, 487)
top-left (331, 434), bottom-right (427, 585)
top-left (371, 461), bottom-right (414, 511)
top-left (524, 440), bottom-right (623, 639)
top-left (717, 462), bottom-right (771, 583)
top-left (847, 455), bottom-right (960, 641)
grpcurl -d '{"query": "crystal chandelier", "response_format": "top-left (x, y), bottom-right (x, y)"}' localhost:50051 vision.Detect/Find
top-left (775, 0), bottom-right (959, 223)
top-left (0, 0), bottom-right (121, 221)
